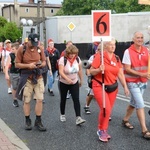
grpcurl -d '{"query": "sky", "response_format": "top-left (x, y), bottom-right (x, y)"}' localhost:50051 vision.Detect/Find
top-left (0, 0), bottom-right (63, 4)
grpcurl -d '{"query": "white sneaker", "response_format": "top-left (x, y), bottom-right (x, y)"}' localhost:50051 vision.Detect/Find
top-left (66, 93), bottom-right (71, 99)
top-left (8, 88), bottom-right (12, 94)
top-left (76, 117), bottom-right (86, 125)
top-left (60, 115), bottom-right (66, 122)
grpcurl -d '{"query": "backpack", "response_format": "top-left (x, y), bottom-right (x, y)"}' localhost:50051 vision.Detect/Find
top-left (22, 45), bottom-right (41, 56)
top-left (88, 54), bottom-right (119, 89)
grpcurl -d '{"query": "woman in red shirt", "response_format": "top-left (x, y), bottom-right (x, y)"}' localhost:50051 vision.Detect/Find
top-left (90, 37), bottom-right (129, 142)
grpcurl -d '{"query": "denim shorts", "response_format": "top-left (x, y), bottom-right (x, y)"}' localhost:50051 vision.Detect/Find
top-left (127, 82), bottom-right (147, 109)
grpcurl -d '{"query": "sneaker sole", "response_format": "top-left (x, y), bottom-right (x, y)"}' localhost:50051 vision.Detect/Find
top-left (25, 127), bottom-right (32, 130)
top-left (34, 125), bottom-right (47, 131)
top-left (85, 112), bottom-right (91, 114)
top-left (60, 120), bottom-right (66, 122)
top-left (13, 104), bottom-right (19, 107)
top-left (99, 137), bottom-right (108, 142)
top-left (76, 120), bottom-right (86, 126)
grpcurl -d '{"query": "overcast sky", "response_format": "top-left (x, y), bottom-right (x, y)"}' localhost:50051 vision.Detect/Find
top-left (0, 0), bottom-right (63, 4)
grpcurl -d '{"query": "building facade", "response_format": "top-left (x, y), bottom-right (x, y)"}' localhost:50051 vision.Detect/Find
top-left (1, 0), bottom-right (61, 26)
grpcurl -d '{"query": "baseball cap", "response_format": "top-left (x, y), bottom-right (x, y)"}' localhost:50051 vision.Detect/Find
top-left (5, 39), bottom-right (11, 44)
top-left (28, 33), bottom-right (39, 47)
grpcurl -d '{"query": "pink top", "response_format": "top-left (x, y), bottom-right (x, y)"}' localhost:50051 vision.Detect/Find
top-left (59, 56), bottom-right (81, 84)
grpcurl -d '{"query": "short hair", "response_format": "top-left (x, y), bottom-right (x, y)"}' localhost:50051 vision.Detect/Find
top-left (132, 31), bottom-right (143, 40)
top-left (103, 37), bottom-right (116, 48)
top-left (11, 42), bottom-right (19, 49)
top-left (65, 45), bottom-right (78, 57)
top-left (66, 41), bottom-right (73, 45)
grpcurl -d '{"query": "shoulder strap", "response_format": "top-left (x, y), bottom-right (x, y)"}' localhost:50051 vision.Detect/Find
top-left (64, 56), bottom-right (67, 66)
top-left (76, 56), bottom-right (79, 63)
top-left (22, 45), bottom-right (26, 55)
top-left (10, 53), bottom-right (15, 64)
top-left (115, 55), bottom-right (119, 62)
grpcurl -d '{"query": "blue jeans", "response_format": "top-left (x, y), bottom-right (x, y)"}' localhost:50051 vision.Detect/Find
top-left (47, 70), bottom-right (57, 90)
top-left (127, 82), bottom-right (147, 109)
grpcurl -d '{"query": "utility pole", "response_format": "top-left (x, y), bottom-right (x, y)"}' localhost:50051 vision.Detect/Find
top-left (42, 0), bottom-right (46, 48)
top-left (14, 0), bottom-right (19, 26)
top-left (37, 0), bottom-right (40, 35)
top-left (37, 0), bottom-right (46, 47)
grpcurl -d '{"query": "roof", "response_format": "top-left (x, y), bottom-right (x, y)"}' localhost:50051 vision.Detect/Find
top-left (2, 3), bottom-right (62, 8)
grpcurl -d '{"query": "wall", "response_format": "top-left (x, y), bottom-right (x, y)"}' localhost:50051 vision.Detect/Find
top-left (45, 12), bottom-right (150, 43)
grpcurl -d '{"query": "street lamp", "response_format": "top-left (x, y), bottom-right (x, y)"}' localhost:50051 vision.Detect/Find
top-left (20, 18), bottom-right (34, 42)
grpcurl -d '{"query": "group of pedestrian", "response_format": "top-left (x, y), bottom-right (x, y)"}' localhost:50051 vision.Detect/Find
top-left (1, 33), bottom-right (86, 132)
top-left (1, 31), bottom-right (150, 143)
top-left (84, 31), bottom-right (150, 142)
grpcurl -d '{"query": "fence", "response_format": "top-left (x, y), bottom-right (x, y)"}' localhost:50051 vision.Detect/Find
top-left (55, 42), bottom-right (133, 61)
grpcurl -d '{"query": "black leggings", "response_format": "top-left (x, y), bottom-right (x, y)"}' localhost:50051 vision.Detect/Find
top-left (59, 81), bottom-right (81, 117)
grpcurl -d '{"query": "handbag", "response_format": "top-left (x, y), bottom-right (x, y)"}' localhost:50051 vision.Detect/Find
top-left (93, 77), bottom-right (118, 93)
top-left (105, 81), bottom-right (118, 93)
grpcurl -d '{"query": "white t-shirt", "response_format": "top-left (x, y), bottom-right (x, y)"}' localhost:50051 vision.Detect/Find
top-left (2, 50), bottom-right (11, 66)
top-left (88, 55), bottom-right (94, 64)
top-left (59, 56), bottom-right (81, 84)
top-left (122, 49), bottom-right (131, 65)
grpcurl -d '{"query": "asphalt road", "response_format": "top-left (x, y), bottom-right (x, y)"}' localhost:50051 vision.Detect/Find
top-left (0, 70), bottom-right (150, 150)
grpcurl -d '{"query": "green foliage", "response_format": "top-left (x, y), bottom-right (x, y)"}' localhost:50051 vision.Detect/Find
top-left (0, 18), bottom-right (22, 43)
top-left (0, 16), bottom-right (7, 27)
top-left (3, 22), bottom-right (22, 42)
top-left (113, 0), bottom-right (148, 13)
top-left (56, 0), bottom-right (150, 15)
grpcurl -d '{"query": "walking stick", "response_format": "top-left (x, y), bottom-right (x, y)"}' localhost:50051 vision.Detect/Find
top-left (100, 38), bottom-right (106, 117)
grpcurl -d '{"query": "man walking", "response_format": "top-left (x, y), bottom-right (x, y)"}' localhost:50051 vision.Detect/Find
top-left (15, 33), bottom-right (46, 131)
top-left (122, 31), bottom-right (150, 139)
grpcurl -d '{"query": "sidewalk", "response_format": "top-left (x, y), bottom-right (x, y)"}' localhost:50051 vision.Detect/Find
top-left (0, 119), bottom-right (30, 150)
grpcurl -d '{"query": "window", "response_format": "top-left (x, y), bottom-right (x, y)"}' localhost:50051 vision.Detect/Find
top-left (25, 8), bottom-right (29, 13)
top-left (51, 9), bottom-right (53, 13)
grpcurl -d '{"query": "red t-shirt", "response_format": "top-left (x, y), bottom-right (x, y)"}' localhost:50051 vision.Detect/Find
top-left (91, 51), bottom-right (122, 85)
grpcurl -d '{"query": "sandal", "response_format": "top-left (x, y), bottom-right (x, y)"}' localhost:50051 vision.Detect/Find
top-left (122, 120), bottom-right (134, 129)
top-left (142, 130), bottom-right (150, 139)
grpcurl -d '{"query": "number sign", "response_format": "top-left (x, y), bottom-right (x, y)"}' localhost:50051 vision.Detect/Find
top-left (92, 10), bottom-right (111, 41)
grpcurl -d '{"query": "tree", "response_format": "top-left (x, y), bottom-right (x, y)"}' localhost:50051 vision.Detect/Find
top-left (56, 0), bottom-right (113, 15)
top-left (56, 0), bottom-right (150, 15)
top-left (0, 16), bottom-right (22, 42)
top-left (113, 0), bottom-right (149, 13)
top-left (3, 22), bottom-right (22, 42)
